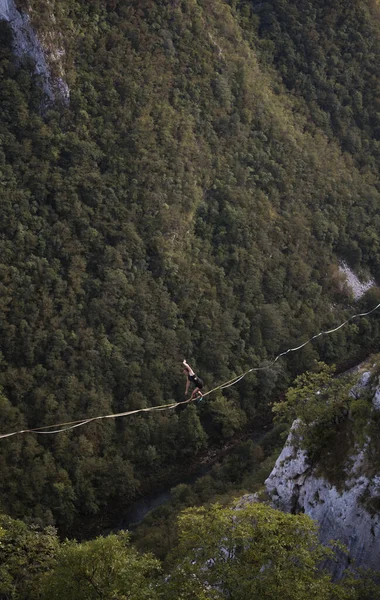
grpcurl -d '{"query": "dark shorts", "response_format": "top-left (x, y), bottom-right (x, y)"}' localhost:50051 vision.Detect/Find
top-left (193, 376), bottom-right (204, 389)
top-left (188, 374), bottom-right (203, 389)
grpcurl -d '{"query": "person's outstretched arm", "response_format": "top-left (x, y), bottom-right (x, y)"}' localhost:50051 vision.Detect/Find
top-left (183, 359), bottom-right (194, 375)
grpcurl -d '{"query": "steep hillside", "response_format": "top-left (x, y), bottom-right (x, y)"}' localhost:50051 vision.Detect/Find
top-left (0, 0), bottom-right (380, 531)
top-left (248, 0), bottom-right (380, 274)
top-left (266, 359), bottom-right (380, 576)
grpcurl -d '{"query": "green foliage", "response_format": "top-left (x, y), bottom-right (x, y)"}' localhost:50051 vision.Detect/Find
top-left (165, 502), bottom-right (362, 599)
top-left (247, 0), bottom-right (380, 277)
top-left (132, 437), bottom-right (273, 560)
top-left (0, 0), bottom-right (380, 531)
top-left (39, 532), bottom-right (161, 600)
top-left (0, 508), bottom-right (379, 600)
top-left (177, 404), bottom-right (208, 456)
top-left (207, 396), bottom-right (247, 439)
top-left (0, 513), bottom-right (58, 600)
top-left (273, 362), bottom-right (356, 457)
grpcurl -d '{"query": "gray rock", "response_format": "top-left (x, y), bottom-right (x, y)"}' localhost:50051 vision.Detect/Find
top-left (350, 371), bottom-right (371, 398)
top-left (0, 0), bottom-right (69, 103)
top-left (338, 262), bottom-right (374, 300)
top-left (373, 386), bottom-right (380, 411)
top-left (265, 428), bottom-right (380, 578)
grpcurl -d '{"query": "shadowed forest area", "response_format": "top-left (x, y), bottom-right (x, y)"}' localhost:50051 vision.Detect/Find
top-left (0, 0), bottom-right (380, 538)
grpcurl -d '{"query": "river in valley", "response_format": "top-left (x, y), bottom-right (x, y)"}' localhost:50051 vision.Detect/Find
top-left (119, 462), bottom-right (213, 529)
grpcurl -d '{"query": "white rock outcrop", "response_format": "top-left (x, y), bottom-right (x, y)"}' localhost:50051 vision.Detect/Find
top-left (373, 383), bottom-right (380, 411)
top-left (0, 0), bottom-right (69, 102)
top-left (265, 418), bottom-right (380, 577)
top-left (339, 262), bottom-right (375, 300)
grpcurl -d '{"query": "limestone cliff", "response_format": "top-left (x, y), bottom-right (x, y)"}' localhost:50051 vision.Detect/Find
top-left (265, 370), bottom-right (380, 577)
top-left (0, 0), bottom-right (69, 102)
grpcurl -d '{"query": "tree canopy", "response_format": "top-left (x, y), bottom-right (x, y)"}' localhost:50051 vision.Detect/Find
top-left (0, 0), bottom-right (379, 532)
top-left (1, 506), bottom-right (379, 600)
top-left (165, 502), bottom-right (368, 599)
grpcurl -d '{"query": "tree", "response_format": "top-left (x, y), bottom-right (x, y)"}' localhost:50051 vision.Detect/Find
top-left (272, 362), bottom-right (356, 456)
top-left (0, 513), bottom-right (58, 600)
top-left (208, 396), bottom-right (247, 440)
top-left (39, 532), bottom-right (161, 600)
top-left (178, 404), bottom-right (208, 456)
top-left (165, 502), bottom-right (360, 600)
top-left (2, 0), bottom-right (380, 535)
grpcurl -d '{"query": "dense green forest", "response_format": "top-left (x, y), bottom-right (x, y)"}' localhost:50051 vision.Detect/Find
top-left (1, 0), bottom-right (380, 536)
top-left (2, 503), bottom-right (380, 599)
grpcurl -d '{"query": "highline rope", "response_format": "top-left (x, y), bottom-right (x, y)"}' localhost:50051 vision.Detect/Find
top-left (0, 301), bottom-right (379, 440)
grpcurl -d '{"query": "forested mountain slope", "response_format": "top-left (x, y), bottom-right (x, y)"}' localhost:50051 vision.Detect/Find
top-left (0, 0), bottom-right (380, 531)
top-left (249, 0), bottom-right (380, 272)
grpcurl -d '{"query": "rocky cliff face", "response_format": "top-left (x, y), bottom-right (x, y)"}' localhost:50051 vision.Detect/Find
top-left (265, 372), bottom-right (380, 577)
top-left (0, 0), bottom-right (69, 103)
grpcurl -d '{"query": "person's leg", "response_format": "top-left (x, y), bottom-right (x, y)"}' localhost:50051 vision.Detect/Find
top-left (190, 387), bottom-right (201, 400)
